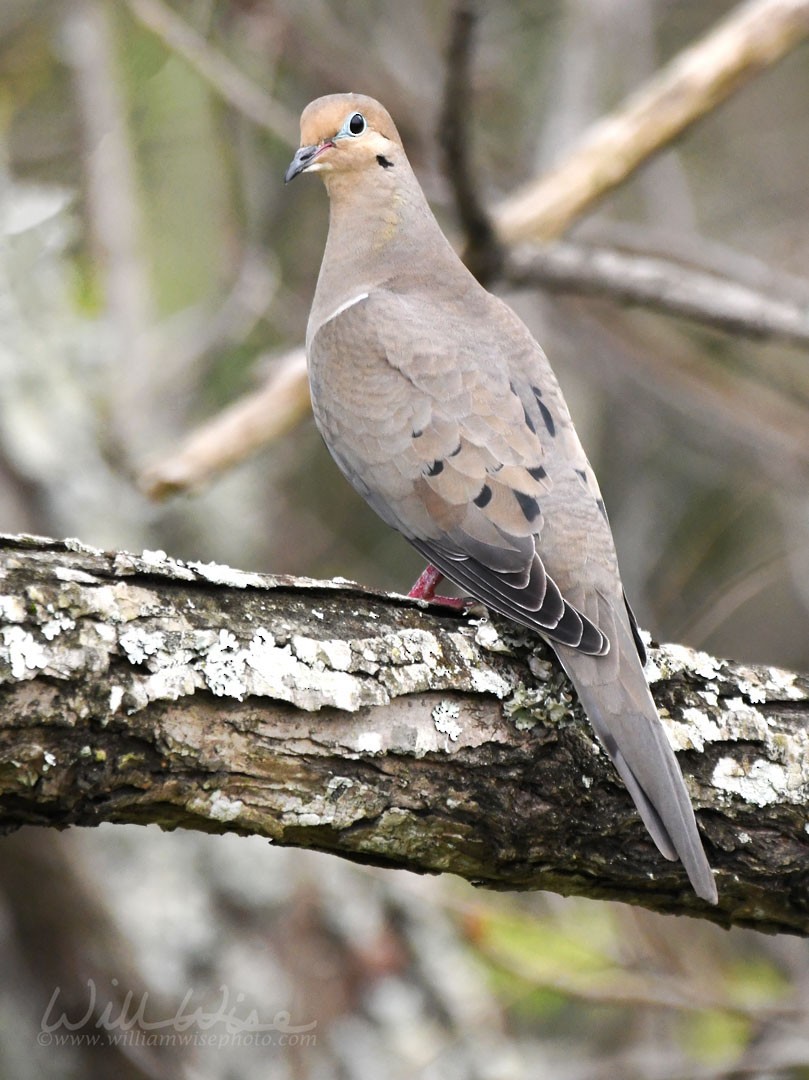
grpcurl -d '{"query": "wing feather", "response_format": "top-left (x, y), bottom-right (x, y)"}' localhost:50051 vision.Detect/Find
top-left (309, 289), bottom-right (610, 656)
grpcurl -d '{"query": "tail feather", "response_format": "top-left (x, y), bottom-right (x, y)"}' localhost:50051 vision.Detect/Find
top-left (555, 611), bottom-right (717, 905)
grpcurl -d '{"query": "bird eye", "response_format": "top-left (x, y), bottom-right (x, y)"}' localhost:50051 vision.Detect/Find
top-left (347, 112), bottom-right (366, 136)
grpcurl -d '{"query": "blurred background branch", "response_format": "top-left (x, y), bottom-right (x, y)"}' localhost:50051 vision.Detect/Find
top-left (504, 241), bottom-right (809, 350)
top-left (439, 0), bottom-right (501, 282)
top-left (123, 0), bottom-right (299, 145)
top-left (493, 0), bottom-right (809, 243)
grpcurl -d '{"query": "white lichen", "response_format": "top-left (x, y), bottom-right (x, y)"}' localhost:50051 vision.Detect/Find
top-left (291, 635), bottom-right (352, 672)
top-left (432, 700), bottom-right (462, 742)
top-left (356, 732), bottom-right (383, 754)
top-left (712, 756), bottom-right (799, 807)
top-left (200, 629), bottom-right (247, 699)
top-left (0, 595), bottom-right (26, 622)
top-left (0, 626), bottom-right (49, 679)
top-left (474, 622), bottom-right (507, 653)
top-left (653, 643), bottom-right (722, 682)
top-left (54, 566), bottom-right (99, 585)
top-left (667, 707), bottom-right (723, 752)
top-left (41, 612), bottom-right (76, 640)
top-left (185, 559), bottom-right (267, 589)
top-left (207, 791), bottom-right (244, 823)
top-left (140, 549), bottom-right (170, 566)
top-left (326, 776), bottom-right (354, 795)
top-left (119, 628), bottom-right (168, 666)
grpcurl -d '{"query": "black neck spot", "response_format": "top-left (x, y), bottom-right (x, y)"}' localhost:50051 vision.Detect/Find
top-left (376, 155), bottom-right (394, 168)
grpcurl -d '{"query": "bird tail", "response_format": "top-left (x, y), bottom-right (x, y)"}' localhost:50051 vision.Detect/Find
top-left (554, 616), bottom-right (717, 905)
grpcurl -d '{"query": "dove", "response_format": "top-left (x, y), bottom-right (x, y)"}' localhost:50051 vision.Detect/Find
top-left (285, 93), bottom-right (717, 904)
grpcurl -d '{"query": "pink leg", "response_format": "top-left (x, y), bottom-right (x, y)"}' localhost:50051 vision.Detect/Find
top-left (408, 564), bottom-right (467, 610)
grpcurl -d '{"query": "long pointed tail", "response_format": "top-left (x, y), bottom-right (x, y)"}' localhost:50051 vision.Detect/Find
top-left (555, 621), bottom-right (717, 905)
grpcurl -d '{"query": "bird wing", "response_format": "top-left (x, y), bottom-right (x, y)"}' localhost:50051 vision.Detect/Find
top-left (308, 286), bottom-right (610, 654)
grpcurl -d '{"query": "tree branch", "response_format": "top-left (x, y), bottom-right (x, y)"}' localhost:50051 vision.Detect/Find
top-left (504, 241), bottom-right (809, 350)
top-left (122, 0), bottom-right (299, 146)
top-left (494, 0), bottom-right (809, 244)
top-left (1, 535), bottom-right (807, 934)
top-left (139, 348), bottom-right (309, 500)
top-left (439, 0), bottom-right (502, 283)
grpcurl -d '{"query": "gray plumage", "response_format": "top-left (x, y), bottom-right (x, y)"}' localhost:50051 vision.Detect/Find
top-left (287, 93), bottom-right (717, 904)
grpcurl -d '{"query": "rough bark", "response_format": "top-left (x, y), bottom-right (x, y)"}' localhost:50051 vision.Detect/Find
top-left (0, 534), bottom-right (807, 934)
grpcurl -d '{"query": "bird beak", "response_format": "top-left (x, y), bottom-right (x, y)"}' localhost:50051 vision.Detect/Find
top-left (284, 141), bottom-right (333, 183)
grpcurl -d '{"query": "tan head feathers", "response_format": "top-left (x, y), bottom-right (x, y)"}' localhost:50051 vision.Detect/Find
top-left (285, 94), bottom-right (403, 183)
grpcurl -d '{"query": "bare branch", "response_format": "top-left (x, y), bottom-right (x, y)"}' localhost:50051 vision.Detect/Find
top-left (63, 0), bottom-right (156, 462)
top-left (494, 0), bottom-right (809, 243)
top-left (504, 241), bottom-right (809, 350)
top-left (580, 221), bottom-right (809, 307)
top-left (139, 348), bottom-right (308, 499)
top-left (1, 534), bottom-right (808, 934)
top-left (123, 0), bottom-right (299, 146)
top-left (439, 0), bottom-right (501, 282)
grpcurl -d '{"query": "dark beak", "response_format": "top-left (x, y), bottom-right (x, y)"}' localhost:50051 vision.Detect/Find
top-left (284, 144), bottom-right (320, 183)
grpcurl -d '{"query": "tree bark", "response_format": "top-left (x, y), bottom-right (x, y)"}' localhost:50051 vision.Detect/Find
top-left (1, 534), bottom-right (807, 934)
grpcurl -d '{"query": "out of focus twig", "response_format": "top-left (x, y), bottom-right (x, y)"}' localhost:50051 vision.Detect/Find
top-left (140, 349), bottom-right (308, 499)
top-left (583, 221), bottom-right (809, 306)
top-left (123, 0), bottom-right (299, 146)
top-left (494, 0), bottom-right (809, 243)
top-left (505, 242), bottom-right (809, 350)
top-left (574, 302), bottom-right (809, 484)
top-left (64, 0), bottom-right (155, 461)
top-left (439, 0), bottom-right (501, 283)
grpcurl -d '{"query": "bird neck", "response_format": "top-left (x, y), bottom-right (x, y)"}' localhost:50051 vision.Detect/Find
top-left (312, 162), bottom-right (460, 320)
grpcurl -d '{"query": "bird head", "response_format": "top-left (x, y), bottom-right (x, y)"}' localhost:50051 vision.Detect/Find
top-left (284, 94), bottom-right (403, 184)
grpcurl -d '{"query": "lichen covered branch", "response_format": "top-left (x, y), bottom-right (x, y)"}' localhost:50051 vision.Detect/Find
top-left (0, 535), bottom-right (808, 933)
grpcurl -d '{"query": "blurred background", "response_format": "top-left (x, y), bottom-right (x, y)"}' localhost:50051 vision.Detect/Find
top-left (1, 0), bottom-right (809, 1077)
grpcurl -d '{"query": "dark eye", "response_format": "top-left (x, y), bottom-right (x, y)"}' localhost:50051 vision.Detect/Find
top-left (348, 112), bottom-right (366, 136)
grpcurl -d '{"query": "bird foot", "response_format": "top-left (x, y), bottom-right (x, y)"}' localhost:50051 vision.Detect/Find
top-left (408, 565), bottom-right (467, 609)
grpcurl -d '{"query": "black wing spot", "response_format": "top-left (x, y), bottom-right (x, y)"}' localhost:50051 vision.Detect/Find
top-left (538, 400), bottom-right (556, 437)
top-left (412, 428), bottom-right (423, 439)
top-left (511, 382), bottom-right (537, 434)
top-left (527, 464), bottom-right (546, 480)
top-left (474, 484), bottom-right (492, 508)
top-left (596, 498), bottom-right (608, 520)
top-left (426, 459), bottom-right (444, 476)
top-left (624, 591), bottom-right (647, 664)
top-left (575, 468), bottom-right (587, 484)
top-left (532, 385), bottom-right (543, 400)
top-left (514, 490), bottom-right (541, 523)
top-left (376, 154), bottom-right (394, 168)
top-left (449, 442), bottom-right (462, 457)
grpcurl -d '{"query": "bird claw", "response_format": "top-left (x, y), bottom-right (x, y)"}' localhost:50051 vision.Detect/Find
top-left (408, 564), bottom-right (468, 609)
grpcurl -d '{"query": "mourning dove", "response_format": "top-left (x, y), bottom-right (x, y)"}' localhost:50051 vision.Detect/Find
top-left (286, 93), bottom-right (717, 904)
